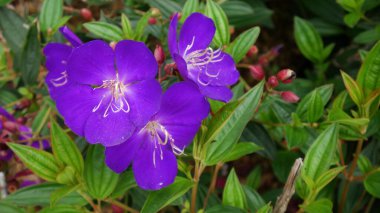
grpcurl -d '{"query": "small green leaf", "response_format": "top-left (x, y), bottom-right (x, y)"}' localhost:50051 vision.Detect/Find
top-left (222, 142), bottom-right (262, 163)
top-left (284, 125), bottom-right (309, 149)
top-left (344, 12), bottom-right (361, 27)
top-left (110, 171), bottom-right (137, 198)
top-left (181, 0), bottom-right (199, 22)
top-left (56, 166), bottom-right (76, 185)
top-left (223, 169), bottom-right (247, 210)
top-left (225, 27), bottom-right (260, 63)
top-left (7, 143), bottom-right (60, 182)
top-left (50, 185), bottom-right (80, 207)
top-left (39, 205), bottom-right (85, 213)
top-left (273, 151), bottom-right (299, 183)
top-left (256, 203), bottom-right (272, 213)
top-left (303, 198), bottom-right (333, 213)
top-left (205, 0), bottom-right (230, 46)
top-left (39, 0), bottom-right (63, 32)
top-left (0, 201), bottom-right (26, 213)
top-left (20, 24), bottom-right (41, 85)
top-left (51, 119), bottom-right (84, 175)
top-left (121, 14), bottom-right (133, 39)
top-left (357, 41), bottom-right (380, 96)
top-left (31, 104), bottom-right (51, 136)
top-left (246, 167), bottom-right (261, 190)
top-left (314, 166), bottom-right (345, 192)
top-left (302, 124), bottom-right (339, 180)
top-left (84, 22), bottom-right (123, 41)
top-left (205, 205), bottom-right (245, 213)
top-left (146, 0), bottom-right (181, 19)
top-left (84, 145), bottom-right (119, 199)
top-left (364, 170), bottom-right (380, 198)
top-left (243, 186), bottom-right (266, 212)
top-left (0, 7), bottom-right (28, 53)
top-left (141, 177), bottom-right (193, 213)
top-left (341, 71), bottom-right (364, 106)
top-left (306, 90), bottom-right (324, 122)
top-left (134, 11), bottom-right (152, 41)
top-left (358, 155), bottom-right (373, 174)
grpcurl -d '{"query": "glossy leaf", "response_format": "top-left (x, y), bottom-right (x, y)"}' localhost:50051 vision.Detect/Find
top-left (205, 81), bottom-right (264, 165)
top-left (357, 41), bottom-right (380, 96)
top-left (222, 142), bottom-right (262, 163)
top-left (364, 170), bottom-right (380, 198)
top-left (0, 202), bottom-right (26, 213)
top-left (7, 143), bottom-right (60, 182)
top-left (205, 205), bottom-right (245, 213)
top-left (284, 125), bottom-right (309, 149)
top-left (141, 177), bottom-right (193, 213)
top-left (358, 155), bottom-right (373, 174)
top-left (110, 171), bottom-right (136, 198)
top-left (303, 198), bottom-right (333, 213)
top-left (273, 151), bottom-right (300, 183)
top-left (134, 11), bottom-right (152, 41)
top-left (181, 0), bottom-right (199, 22)
top-left (246, 167), bottom-right (261, 190)
top-left (223, 169), bottom-right (247, 210)
top-left (39, 0), bottom-right (63, 32)
top-left (50, 185), bottom-right (80, 206)
top-left (146, 0), bottom-right (181, 19)
top-left (84, 145), bottom-right (119, 199)
top-left (243, 186), bottom-right (266, 212)
top-left (302, 124), bottom-right (339, 180)
top-left (50, 119), bottom-right (84, 174)
top-left (84, 22), bottom-right (123, 41)
top-left (225, 27), bottom-right (260, 63)
top-left (306, 90), bottom-right (324, 122)
top-left (20, 24), bottom-right (41, 85)
top-left (205, 0), bottom-right (230, 46)
top-left (314, 166), bottom-right (345, 192)
top-left (39, 205), bottom-right (85, 213)
top-left (121, 14), bottom-right (133, 39)
top-left (0, 7), bottom-right (28, 53)
top-left (341, 71), bottom-right (363, 105)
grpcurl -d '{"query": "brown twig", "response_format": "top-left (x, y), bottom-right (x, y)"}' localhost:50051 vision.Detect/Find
top-left (203, 163), bottom-right (223, 209)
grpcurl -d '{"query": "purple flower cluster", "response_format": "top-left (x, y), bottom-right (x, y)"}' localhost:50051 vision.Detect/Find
top-left (44, 13), bottom-right (238, 190)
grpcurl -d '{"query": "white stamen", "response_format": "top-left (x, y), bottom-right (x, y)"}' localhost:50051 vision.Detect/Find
top-left (50, 71), bottom-right (68, 87)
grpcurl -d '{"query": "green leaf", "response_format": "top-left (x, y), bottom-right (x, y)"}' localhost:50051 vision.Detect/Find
top-left (7, 143), bottom-right (60, 182)
top-left (273, 151), bottom-right (299, 183)
top-left (20, 24), bottom-right (41, 85)
top-left (4, 183), bottom-right (86, 206)
top-left (296, 84), bottom-right (334, 121)
top-left (39, 0), bottom-right (63, 32)
top-left (0, 0), bottom-right (12, 6)
top-left (284, 125), bottom-right (309, 149)
top-left (343, 12), bottom-right (361, 28)
top-left (314, 166), bottom-right (345, 192)
top-left (205, 205), bottom-right (245, 213)
top-left (341, 71), bottom-right (364, 106)
top-left (302, 124), bottom-right (339, 180)
top-left (356, 41), bottom-right (380, 96)
top-left (364, 170), bottom-right (380, 198)
top-left (84, 22), bottom-right (123, 41)
top-left (303, 198), bottom-right (333, 213)
top-left (134, 11), bottom-right (152, 41)
top-left (294, 17), bottom-right (325, 63)
top-left (354, 25), bottom-right (380, 44)
top-left (110, 171), bottom-right (136, 198)
top-left (50, 185), bottom-right (80, 207)
top-left (0, 7), bottom-right (28, 53)
top-left (256, 203), bottom-right (272, 213)
top-left (141, 177), bottom-right (193, 213)
top-left (222, 142), bottom-right (262, 163)
top-left (223, 169), bottom-right (247, 210)
top-left (39, 205), bottom-right (85, 213)
top-left (146, 0), bottom-right (181, 19)
top-left (205, 0), bottom-right (230, 46)
top-left (358, 155), bottom-right (373, 174)
top-left (243, 186), bottom-right (266, 212)
top-left (181, 0), bottom-right (199, 22)
top-left (84, 145), bottom-right (119, 199)
top-left (246, 167), bottom-right (261, 190)
top-left (0, 201), bottom-right (26, 213)
top-left (50, 119), bottom-right (84, 175)
top-left (307, 90), bottom-right (324, 122)
top-left (31, 104), bottom-right (51, 136)
top-left (121, 14), bottom-right (133, 39)
top-left (225, 27), bottom-right (260, 63)
top-left (204, 81), bottom-right (264, 165)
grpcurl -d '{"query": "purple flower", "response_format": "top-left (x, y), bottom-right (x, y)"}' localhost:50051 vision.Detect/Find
top-left (50, 40), bottom-right (161, 146)
top-left (168, 13), bottom-right (239, 102)
top-left (44, 26), bottom-right (83, 100)
top-left (105, 81), bottom-right (209, 190)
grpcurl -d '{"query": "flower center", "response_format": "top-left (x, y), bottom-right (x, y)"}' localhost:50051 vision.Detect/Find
top-left (92, 74), bottom-right (130, 118)
top-left (145, 121), bottom-right (184, 167)
top-left (183, 37), bottom-right (224, 86)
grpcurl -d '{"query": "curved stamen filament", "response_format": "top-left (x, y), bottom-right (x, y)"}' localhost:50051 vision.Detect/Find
top-left (50, 71), bottom-right (68, 87)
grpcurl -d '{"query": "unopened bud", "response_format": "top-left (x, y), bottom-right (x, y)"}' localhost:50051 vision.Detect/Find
top-left (267, 76), bottom-right (279, 88)
top-left (80, 8), bottom-right (93, 21)
top-left (277, 69), bottom-right (296, 84)
top-left (3, 121), bottom-right (18, 132)
top-left (148, 17), bottom-right (157, 25)
top-left (229, 26), bottom-right (235, 35)
top-left (246, 45), bottom-right (258, 58)
top-left (154, 45), bottom-right (165, 65)
top-left (281, 91), bottom-right (300, 103)
top-left (249, 65), bottom-right (264, 80)
top-left (151, 8), bottom-right (160, 16)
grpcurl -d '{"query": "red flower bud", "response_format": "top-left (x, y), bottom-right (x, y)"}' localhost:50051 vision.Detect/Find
top-left (246, 45), bottom-right (258, 58)
top-left (277, 69), bottom-right (296, 84)
top-left (249, 65), bottom-right (264, 80)
top-left (281, 91), bottom-right (300, 103)
top-left (148, 17), bottom-right (157, 25)
top-left (3, 121), bottom-right (18, 133)
top-left (154, 45), bottom-right (165, 65)
top-left (80, 8), bottom-right (93, 21)
top-left (267, 76), bottom-right (279, 88)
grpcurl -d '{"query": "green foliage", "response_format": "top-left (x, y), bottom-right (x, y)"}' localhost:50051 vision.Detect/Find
top-left (222, 169), bottom-right (247, 210)
top-left (205, 0), bottom-right (230, 47)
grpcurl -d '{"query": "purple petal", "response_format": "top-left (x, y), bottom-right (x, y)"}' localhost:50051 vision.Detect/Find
top-left (155, 81), bottom-right (209, 148)
top-left (199, 85), bottom-right (233, 102)
top-left (178, 13), bottom-right (215, 56)
top-left (30, 140), bottom-right (50, 150)
top-left (125, 79), bottom-right (162, 127)
top-left (115, 40), bottom-right (158, 83)
top-left (188, 52), bottom-right (239, 87)
top-left (132, 141), bottom-right (177, 190)
top-left (168, 14), bottom-right (179, 57)
top-left (67, 40), bottom-right (116, 85)
top-left (105, 131), bottom-right (146, 173)
top-left (0, 107), bottom-right (15, 121)
top-left (59, 26), bottom-right (83, 47)
top-left (173, 54), bottom-right (189, 81)
top-left (0, 149), bottom-right (13, 161)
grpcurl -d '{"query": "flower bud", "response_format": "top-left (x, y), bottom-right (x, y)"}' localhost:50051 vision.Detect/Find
top-left (277, 69), bottom-right (296, 84)
top-left (80, 8), bottom-right (93, 21)
top-left (154, 45), bottom-right (165, 65)
top-left (151, 8), bottom-right (160, 16)
top-left (148, 17), bottom-right (157, 25)
top-left (281, 91), bottom-right (300, 103)
top-left (249, 65), bottom-right (264, 80)
top-left (246, 45), bottom-right (258, 58)
top-left (3, 121), bottom-right (18, 133)
top-left (164, 63), bottom-right (177, 75)
top-left (267, 76), bottom-right (279, 88)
